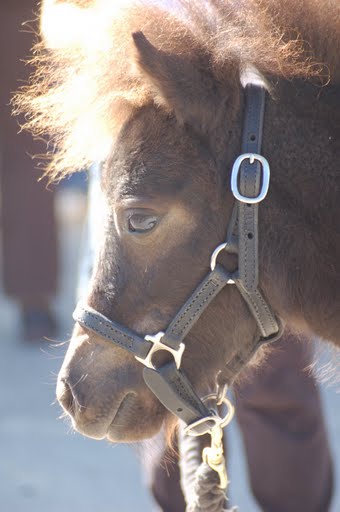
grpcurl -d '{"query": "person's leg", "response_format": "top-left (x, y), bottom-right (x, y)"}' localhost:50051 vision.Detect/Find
top-left (0, 2), bottom-right (58, 339)
top-left (235, 333), bottom-right (333, 512)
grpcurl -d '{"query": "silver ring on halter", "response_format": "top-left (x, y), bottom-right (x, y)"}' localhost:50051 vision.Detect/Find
top-left (184, 392), bottom-right (235, 437)
top-left (202, 392), bottom-right (235, 429)
top-left (210, 244), bottom-right (235, 285)
top-left (216, 383), bottom-right (229, 406)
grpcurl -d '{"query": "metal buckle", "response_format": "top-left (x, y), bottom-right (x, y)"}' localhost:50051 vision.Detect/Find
top-left (135, 331), bottom-right (185, 370)
top-left (231, 153), bottom-right (270, 204)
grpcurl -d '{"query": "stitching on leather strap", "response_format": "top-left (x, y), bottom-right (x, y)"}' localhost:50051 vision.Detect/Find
top-left (76, 306), bottom-right (134, 350)
top-left (253, 290), bottom-right (277, 333)
top-left (173, 373), bottom-right (202, 410)
top-left (170, 279), bottom-right (220, 336)
top-left (241, 289), bottom-right (266, 333)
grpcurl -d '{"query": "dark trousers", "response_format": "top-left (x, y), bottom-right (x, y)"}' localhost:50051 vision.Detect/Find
top-left (142, 334), bottom-right (333, 512)
top-left (0, 2), bottom-right (57, 303)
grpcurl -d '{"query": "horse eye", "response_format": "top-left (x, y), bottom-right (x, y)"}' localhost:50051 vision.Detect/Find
top-left (127, 213), bottom-right (158, 233)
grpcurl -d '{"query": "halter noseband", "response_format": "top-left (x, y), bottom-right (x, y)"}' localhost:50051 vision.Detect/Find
top-left (73, 81), bottom-right (282, 438)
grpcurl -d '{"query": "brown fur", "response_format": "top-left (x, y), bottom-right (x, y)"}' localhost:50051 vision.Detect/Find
top-left (16, 0), bottom-right (340, 442)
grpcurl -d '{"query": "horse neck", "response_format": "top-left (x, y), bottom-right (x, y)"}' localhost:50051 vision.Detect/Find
top-left (259, 78), bottom-right (340, 345)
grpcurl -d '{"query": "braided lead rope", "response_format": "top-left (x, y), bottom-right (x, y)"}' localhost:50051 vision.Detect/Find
top-left (178, 424), bottom-right (238, 512)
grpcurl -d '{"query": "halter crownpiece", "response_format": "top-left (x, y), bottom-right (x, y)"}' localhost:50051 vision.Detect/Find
top-left (73, 82), bottom-right (282, 469)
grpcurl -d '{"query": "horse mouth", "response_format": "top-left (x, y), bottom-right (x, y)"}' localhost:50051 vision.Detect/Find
top-left (106, 392), bottom-right (145, 442)
top-left (67, 390), bottom-right (163, 443)
top-left (63, 392), bottom-right (135, 441)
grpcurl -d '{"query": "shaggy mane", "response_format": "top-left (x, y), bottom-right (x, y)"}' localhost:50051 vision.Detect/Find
top-left (13, 0), bottom-right (339, 180)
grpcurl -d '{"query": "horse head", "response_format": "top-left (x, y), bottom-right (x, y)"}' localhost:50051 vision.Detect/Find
top-left (56, 30), bottom-right (265, 441)
top-left (17, 0), bottom-right (340, 442)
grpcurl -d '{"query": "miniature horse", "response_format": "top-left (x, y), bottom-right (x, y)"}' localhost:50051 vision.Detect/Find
top-left (15, 0), bottom-right (340, 445)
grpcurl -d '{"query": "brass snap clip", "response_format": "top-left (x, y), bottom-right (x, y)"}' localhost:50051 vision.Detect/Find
top-left (185, 389), bottom-right (235, 489)
top-left (202, 424), bottom-right (228, 489)
top-left (202, 390), bottom-right (235, 488)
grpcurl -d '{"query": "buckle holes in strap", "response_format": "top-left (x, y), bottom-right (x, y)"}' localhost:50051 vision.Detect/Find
top-left (249, 133), bottom-right (256, 142)
top-left (247, 232), bottom-right (254, 239)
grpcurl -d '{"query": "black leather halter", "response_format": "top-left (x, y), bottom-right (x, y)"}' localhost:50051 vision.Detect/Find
top-left (73, 81), bottom-right (282, 436)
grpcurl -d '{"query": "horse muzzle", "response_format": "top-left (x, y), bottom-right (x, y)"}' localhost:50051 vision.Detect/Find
top-left (56, 326), bottom-right (165, 441)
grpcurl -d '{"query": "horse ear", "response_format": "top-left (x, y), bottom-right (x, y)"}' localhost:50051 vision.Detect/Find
top-left (132, 31), bottom-right (227, 134)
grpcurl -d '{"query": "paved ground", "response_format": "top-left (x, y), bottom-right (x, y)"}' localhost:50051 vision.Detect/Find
top-left (1, 193), bottom-right (339, 511)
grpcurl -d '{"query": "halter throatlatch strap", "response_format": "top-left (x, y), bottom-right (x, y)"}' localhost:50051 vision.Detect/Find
top-left (73, 82), bottom-right (281, 438)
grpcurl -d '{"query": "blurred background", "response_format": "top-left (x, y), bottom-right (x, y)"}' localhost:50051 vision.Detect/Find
top-left (0, 2), bottom-right (339, 512)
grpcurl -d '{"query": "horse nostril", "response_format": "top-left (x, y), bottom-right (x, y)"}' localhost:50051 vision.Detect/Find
top-left (57, 378), bottom-right (75, 416)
